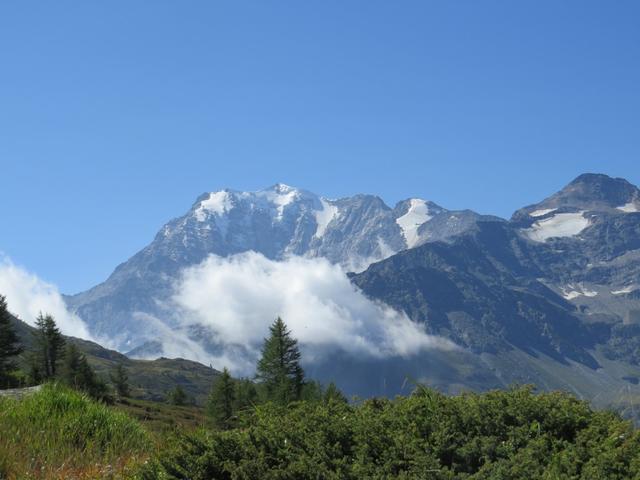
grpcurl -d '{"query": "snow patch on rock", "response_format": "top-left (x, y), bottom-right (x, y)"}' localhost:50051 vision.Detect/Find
top-left (529, 208), bottom-right (557, 217)
top-left (396, 199), bottom-right (433, 248)
top-left (612, 285), bottom-right (638, 295)
top-left (195, 191), bottom-right (234, 221)
top-left (523, 212), bottom-right (590, 242)
top-left (617, 202), bottom-right (639, 213)
top-left (256, 184), bottom-right (299, 220)
top-left (561, 284), bottom-right (598, 300)
top-left (314, 199), bottom-right (339, 238)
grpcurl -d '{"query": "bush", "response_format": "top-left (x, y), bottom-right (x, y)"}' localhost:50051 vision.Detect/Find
top-left (140, 386), bottom-right (640, 480)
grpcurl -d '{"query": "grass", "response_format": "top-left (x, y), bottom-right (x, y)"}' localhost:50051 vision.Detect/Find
top-left (0, 383), bottom-right (151, 479)
top-left (111, 397), bottom-right (207, 435)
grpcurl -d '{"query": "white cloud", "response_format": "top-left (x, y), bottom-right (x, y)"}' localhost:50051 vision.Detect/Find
top-left (172, 252), bottom-right (455, 374)
top-left (0, 256), bottom-right (93, 340)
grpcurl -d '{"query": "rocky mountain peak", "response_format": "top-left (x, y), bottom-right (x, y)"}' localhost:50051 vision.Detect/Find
top-left (558, 173), bottom-right (639, 207)
top-left (513, 173), bottom-right (640, 224)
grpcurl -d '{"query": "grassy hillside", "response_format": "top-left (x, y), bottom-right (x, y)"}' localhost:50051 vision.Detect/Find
top-left (0, 384), bottom-right (150, 479)
top-left (112, 396), bottom-right (207, 434)
top-left (9, 315), bottom-right (218, 405)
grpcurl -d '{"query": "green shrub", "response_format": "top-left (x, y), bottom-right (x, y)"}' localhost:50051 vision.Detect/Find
top-left (140, 386), bottom-right (640, 480)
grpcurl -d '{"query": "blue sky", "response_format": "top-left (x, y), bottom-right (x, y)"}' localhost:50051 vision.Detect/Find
top-left (1, 1), bottom-right (639, 294)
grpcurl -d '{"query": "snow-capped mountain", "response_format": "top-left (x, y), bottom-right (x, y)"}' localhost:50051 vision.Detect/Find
top-left (154, 183), bottom-right (488, 270)
top-left (65, 174), bottom-right (640, 407)
top-left (65, 183), bottom-right (489, 348)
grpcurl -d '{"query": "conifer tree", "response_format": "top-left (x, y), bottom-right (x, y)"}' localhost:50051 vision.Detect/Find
top-left (61, 343), bottom-right (108, 399)
top-left (256, 317), bottom-right (304, 404)
top-left (62, 343), bottom-right (83, 388)
top-left (0, 294), bottom-right (23, 386)
top-left (301, 380), bottom-right (324, 402)
top-left (110, 363), bottom-right (130, 398)
top-left (168, 385), bottom-right (188, 406)
top-left (323, 382), bottom-right (348, 404)
top-left (235, 377), bottom-right (258, 412)
top-left (207, 367), bottom-right (236, 430)
top-left (34, 313), bottom-right (65, 379)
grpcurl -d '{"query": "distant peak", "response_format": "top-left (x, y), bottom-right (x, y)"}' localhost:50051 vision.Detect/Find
top-left (512, 173), bottom-right (639, 221)
top-left (567, 173), bottom-right (633, 188)
top-left (557, 173), bottom-right (638, 203)
top-left (268, 183), bottom-right (297, 194)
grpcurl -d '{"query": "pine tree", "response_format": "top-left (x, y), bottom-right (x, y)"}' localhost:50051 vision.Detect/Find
top-left (235, 377), bottom-right (258, 412)
top-left (168, 385), bottom-right (188, 406)
top-left (33, 313), bottom-right (65, 379)
top-left (256, 317), bottom-right (304, 404)
top-left (207, 367), bottom-right (236, 430)
top-left (300, 379), bottom-right (323, 402)
top-left (61, 343), bottom-right (108, 399)
top-left (110, 363), bottom-right (130, 398)
top-left (61, 343), bottom-right (83, 388)
top-left (0, 294), bottom-right (23, 386)
top-left (323, 382), bottom-right (348, 404)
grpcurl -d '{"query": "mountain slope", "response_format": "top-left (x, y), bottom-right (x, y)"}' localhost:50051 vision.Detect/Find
top-left (62, 173), bottom-right (640, 410)
top-left (66, 184), bottom-right (489, 350)
top-left (9, 314), bottom-right (218, 404)
top-left (350, 173), bottom-right (640, 409)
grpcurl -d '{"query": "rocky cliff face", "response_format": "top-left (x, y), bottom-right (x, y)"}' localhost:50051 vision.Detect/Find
top-left (351, 173), bottom-right (640, 405)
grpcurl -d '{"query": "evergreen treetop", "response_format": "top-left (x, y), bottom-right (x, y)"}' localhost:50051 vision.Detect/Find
top-left (33, 313), bottom-right (65, 379)
top-left (0, 294), bottom-right (23, 386)
top-left (207, 367), bottom-right (236, 430)
top-left (256, 317), bottom-right (304, 404)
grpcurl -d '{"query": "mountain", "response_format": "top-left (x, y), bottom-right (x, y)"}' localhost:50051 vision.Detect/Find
top-left (352, 173), bottom-right (640, 410)
top-left (64, 173), bottom-right (640, 412)
top-left (65, 184), bottom-right (491, 350)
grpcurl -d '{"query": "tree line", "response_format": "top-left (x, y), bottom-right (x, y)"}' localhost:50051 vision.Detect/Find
top-left (0, 293), bottom-right (129, 400)
top-left (2, 292), bottom-right (343, 414)
top-left (205, 316), bottom-right (346, 429)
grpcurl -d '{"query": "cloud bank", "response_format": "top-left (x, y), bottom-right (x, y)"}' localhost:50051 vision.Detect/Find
top-left (171, 252), bottom-right (455, 374)
top-left (0, 257), bottom-right (93, 340)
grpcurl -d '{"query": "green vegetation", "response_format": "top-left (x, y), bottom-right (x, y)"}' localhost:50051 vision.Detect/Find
top-left (207, 367), bottom-right (236, 430)
top-left (256, 317), bottom-right (305, 404)
top-left (61, 343), bottom-right (109, 400)
top-left (111, 363), bottom-right (131, 398)
top-left (168, 385), bottom-right (189, 406)
top-left (0, 383), bottom-right (150, 479)
top-left (0, 295), bottom-right (22, 388)
top-left (113, 396), bottom-right (206, 434)
top-left (3, 309), bottom-right (640, 479)
top-left (9, 312), bottom-right (219, 403)
top-left (32, 313), bottom-right (66, 380)
top-left (140, 386), bottom-right (640, 480)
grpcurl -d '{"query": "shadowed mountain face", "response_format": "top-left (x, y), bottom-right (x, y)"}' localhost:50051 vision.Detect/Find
top-left (65, 174), bottom-right (640, 408)
top-left (351, 173), bottom-right (640, 406)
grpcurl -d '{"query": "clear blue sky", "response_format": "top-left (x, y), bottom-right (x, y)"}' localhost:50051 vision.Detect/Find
top-left (1, 1), bottom-right (639, 294)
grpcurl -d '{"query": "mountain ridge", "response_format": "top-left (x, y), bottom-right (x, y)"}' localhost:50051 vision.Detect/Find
top-left (63, 173), bottom-right (640, 409)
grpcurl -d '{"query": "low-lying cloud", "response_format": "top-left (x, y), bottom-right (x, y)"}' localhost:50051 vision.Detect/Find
top-left (172, 252), bottom-right (455, 374)
top-left (0, 256), bottom-right (93, 340)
